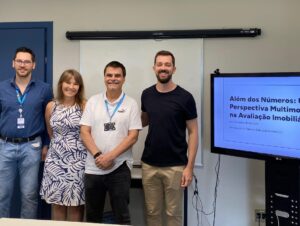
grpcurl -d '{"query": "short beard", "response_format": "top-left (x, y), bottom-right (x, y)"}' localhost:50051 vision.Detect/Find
top-left (16, 70), bottom-right (32, 78)
top-left (156, 72), bottom-right (172, 84)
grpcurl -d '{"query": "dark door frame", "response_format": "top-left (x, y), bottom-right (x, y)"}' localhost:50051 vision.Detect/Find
top-left (0, 21), bottom-right (53, 219)
top-left (0, 21), bottom-right (53, 85)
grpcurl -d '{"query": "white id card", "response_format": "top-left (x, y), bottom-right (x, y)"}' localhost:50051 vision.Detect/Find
top-left (17, 117), bottom-right (25, 129)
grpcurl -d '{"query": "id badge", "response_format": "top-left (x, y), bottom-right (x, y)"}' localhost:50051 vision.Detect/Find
top-left (104, 122), bottom-right (116, 131)
top-left (17, 117), bottom-right (25, 129)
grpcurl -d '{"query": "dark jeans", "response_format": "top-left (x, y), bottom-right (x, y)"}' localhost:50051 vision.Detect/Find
top-left (85, 162), bottom-right (131, 225)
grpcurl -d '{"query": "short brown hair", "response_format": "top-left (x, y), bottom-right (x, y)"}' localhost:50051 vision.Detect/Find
top-left (14, 47), bottom-right (36, 62)
top-left (104, 61), bottom-right (126, 77)
top-left (154, 50), bottom-right (175, 66)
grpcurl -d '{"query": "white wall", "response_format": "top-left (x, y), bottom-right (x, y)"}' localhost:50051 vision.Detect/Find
top-left (1, 0), bottom-right (300, 225)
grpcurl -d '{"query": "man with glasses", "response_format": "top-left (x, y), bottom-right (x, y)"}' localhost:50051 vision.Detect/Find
top-left (0, 47), bottom-right (53, 218)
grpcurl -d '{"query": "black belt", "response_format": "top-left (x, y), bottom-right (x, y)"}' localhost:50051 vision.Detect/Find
top-left (0, 135), bottom-right (39, 143)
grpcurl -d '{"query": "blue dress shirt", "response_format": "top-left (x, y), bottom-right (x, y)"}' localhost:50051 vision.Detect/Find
top-left (0, 77), bottom-right (53, 144)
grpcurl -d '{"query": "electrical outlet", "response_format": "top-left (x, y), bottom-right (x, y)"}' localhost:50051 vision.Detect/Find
top-left (255, 209), bottom-right (266, 222)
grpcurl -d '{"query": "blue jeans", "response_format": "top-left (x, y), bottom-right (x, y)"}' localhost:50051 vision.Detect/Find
top-left (0, 137), bottom-right (42, 218)
top-left (85, 162), bottom-right (131, 225)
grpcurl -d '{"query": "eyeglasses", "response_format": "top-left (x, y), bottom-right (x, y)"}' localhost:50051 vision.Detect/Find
top-left (14, 59), bottom-right (33, 66)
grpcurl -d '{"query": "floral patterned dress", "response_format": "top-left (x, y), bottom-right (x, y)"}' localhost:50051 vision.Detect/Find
top-left (40, 102), bottom-right (87, 206)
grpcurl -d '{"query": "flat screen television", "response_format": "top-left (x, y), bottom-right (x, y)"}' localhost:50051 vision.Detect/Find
top-left (211, 72), bottom-right (300, 161)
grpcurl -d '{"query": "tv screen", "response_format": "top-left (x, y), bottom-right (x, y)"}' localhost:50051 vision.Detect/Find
top-left (211, 72), bottom-right (300, 160)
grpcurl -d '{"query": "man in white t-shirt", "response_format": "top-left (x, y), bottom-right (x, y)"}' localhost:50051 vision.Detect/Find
top-left (80, 61), bottom-right (142, 225)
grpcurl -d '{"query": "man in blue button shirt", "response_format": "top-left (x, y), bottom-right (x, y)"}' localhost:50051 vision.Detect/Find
top-left (0, 47), bottom-right (53, 218)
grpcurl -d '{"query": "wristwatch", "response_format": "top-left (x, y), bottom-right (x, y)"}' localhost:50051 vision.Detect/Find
top-left (93, 151), bottom-right (102, 159)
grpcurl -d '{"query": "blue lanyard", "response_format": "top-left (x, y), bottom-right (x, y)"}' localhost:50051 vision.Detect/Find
top-left (16, 88), bottom-right (27, 106)
top-left (105, 93), bottom-right (125, 122)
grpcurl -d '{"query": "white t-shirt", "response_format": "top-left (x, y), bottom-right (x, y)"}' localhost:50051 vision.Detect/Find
top-left (80, 92), bottom-right (142, 175)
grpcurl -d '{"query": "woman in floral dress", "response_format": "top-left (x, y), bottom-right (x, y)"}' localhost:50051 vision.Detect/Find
top-left (40, 69), bottom-right (87, 221)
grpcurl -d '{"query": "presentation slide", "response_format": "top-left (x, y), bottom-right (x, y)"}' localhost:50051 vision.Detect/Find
top-left (214, 76), bottom-right (300, 158)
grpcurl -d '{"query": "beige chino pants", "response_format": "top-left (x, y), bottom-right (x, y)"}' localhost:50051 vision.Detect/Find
top-left (142, 162), bottom-right (184, 226)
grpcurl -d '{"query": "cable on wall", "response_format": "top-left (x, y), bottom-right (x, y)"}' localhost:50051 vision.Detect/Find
top-left (192, 154), bottom-right (221, 226)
